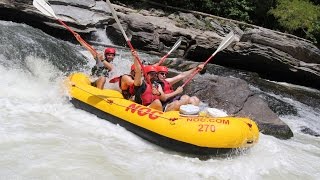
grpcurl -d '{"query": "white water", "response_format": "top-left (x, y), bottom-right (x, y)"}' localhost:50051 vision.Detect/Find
top-left (1, 52), bottom-right (320, 179)
top-left (1, 20), bottom-right (320, 179)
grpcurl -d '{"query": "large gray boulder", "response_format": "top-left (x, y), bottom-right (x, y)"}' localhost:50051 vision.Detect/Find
top-left (164, 59), bottom-right (294, 139)
top-left (183, 71), bottom-right (293, 139)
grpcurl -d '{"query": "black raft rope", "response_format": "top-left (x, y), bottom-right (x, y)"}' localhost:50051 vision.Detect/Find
top-left (71, 84), bottom-right (179, 122)
top-left (70, 84), bottom-right (254, 134)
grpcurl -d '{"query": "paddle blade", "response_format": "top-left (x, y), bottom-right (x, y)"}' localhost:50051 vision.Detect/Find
top-left (158, 37), bottom-right (183, 65)
top-left (216, 31), bottom-right (235, 53)
top-left (33, 0), bottom-right (57, 19)
top-left (182, 31), bottom-right (237, 87)
top-left (109, 76), bottom-right (121, 83)
top-left (167, 37), bottom-right (182, 54)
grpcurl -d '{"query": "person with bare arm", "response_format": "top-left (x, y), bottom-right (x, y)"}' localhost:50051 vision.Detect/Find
top-left (156, 64), bottom-right (204, 112)
top-left (111, 64), bottom-right (136, 100)
top-left (132, 51), bottom-right (163, 111)
top-left (74, 33), bottom-right (115, 89)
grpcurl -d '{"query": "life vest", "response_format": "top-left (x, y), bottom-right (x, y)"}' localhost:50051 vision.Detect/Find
top-left (91, 58), bottom-right (111, 77)
top-left (135, 81), bottom-right (160, 106)
top-left (119, 74), bottom-right (135, 99)
top-left (91, 66), bottom-right (109, 77)
top-left (158, 80), bottom-right (174, 94)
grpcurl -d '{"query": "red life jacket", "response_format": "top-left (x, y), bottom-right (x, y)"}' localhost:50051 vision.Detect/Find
top-left (119, 74), bottom-right (135, 99)
top-left (135, 82), bottom-right (160, 106)
top-left (159, 80), bottom-right (174, 94)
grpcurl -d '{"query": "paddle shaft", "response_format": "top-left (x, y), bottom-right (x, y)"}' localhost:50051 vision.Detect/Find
top-left (33, 0), bottom-right (97, 54)
top-left (56, 19), bottom-right (97, 54)
top-left (105, 0), bottom-right (150, 84)
top-left (181, 54), bottom-right (214, 87)
top-left (105, 0), bottom-right (129, 41)
top-left (158, 54), bottom-right (169, 65)
top-left (127, 37), bottom-right (151, 84)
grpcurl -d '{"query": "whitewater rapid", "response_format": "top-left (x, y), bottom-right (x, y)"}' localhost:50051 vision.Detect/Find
top-left (0, 21), bottom-right (319, 179)
top-left (0, 52), bottom-right (319, 180)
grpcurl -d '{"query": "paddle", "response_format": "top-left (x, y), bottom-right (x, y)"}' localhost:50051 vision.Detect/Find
top-left (33, 0), bottom-right (97, 54)
top-left (105, 0), bottom-right (149, 83)
top-left (109, 76), bottom-right (121, 83)
top-left (109, 31), bottom-right (182, 84)
top-left (158, 37), bottom-right (183, 65)
top-left (182, 31), bottom-right (236, 87)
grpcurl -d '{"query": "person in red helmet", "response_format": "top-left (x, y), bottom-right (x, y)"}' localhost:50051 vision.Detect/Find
top-left (117, 64), bottom-right (136, 100)
top-left (121, 64), bottom-right (136, 99)
top-left (132, 57), bottom-right (162, 111)
top-left (156, 64), bottom-right (204, 112)
top-left (74, 33), bottom-right (115, 89)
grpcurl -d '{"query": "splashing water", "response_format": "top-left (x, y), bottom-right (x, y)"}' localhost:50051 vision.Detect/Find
top-left (0, 20), bottom-right (319, 179)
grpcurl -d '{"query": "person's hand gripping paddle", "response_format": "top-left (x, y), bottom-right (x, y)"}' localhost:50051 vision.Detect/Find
top-left (33, 0), bottom-right (97, 55)
top-left (182, 31), bottom-right (237, 87)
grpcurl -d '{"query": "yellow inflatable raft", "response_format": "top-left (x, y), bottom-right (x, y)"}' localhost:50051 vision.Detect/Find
top-left (66, 73), bottom-right (259, 155)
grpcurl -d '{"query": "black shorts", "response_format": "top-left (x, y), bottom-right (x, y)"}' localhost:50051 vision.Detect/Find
top-left (162, 95), bottom-right (181, 111)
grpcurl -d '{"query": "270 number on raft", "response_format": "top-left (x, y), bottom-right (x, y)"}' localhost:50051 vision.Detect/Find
top-left (198, 124), bottom-right (215, 132)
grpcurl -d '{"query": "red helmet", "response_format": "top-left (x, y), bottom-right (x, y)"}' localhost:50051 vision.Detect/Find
top-left (156, 66), bottom-right (168, 73)
top-left (130, 64), bottom-right (135, 71)
top-left (104, 48), bottom-right (116, 55)
top-left (144, 65), bottom-right (157, 74)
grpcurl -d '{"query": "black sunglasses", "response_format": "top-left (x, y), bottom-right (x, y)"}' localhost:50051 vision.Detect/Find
top-left (158, 72), bottom-right (167, 76)
top-left (148, 72), bottom-right (157, 76)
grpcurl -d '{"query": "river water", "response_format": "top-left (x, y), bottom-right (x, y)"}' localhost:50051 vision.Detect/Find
top-left (0, 21), bottom-right (319, 180)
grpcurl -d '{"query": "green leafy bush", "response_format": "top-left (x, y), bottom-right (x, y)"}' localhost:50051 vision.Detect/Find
top-left (269, 0), bottom-right (320, 43)
top-left (214, 0), bottom-right (254, 23)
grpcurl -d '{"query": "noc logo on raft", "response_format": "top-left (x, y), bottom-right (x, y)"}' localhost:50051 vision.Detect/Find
top-left (125, 103), bottom-right (163, 120)
top-left (187, 118), bottom-right (230, 125)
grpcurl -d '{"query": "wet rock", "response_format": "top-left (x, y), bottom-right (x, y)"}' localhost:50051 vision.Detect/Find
top-left (236, 95), bottom-right (293, 139)
top-left (300, 126), bottom-right (320, 137)
top-left (1, 0), bottom-right (319, 89)
top-left (180, 71), bottom-right (293, 139)
top-left (255, 93), bottom-right (298, 116)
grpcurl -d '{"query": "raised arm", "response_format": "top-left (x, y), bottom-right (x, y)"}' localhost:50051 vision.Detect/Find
top-left (74, 33), bottom-right (101, 60)
top-left (166, 64), bottom-right (204, 85)
top-left (132, 50), bottom-right (142, 86)
top-left (101, 54), bottom-right (114, 71)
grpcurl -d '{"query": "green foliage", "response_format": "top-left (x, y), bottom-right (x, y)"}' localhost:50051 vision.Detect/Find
top-left (150, 0), bottom-right (215, 13)
top-left (270, 0), bottom-right (320, 42)
top-left (139, 0), bottom-right (253, 22)
top-left (214, 0), bottom-right (254, 23)
top-left (249, 0), bottom-right (276, 27)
